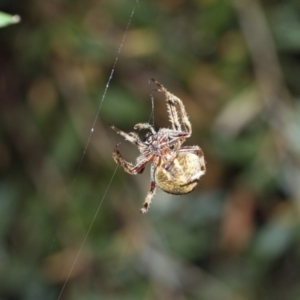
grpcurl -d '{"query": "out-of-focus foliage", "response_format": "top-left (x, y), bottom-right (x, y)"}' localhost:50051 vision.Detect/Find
top-left (1, 0), bottom-right (300, 299)
top-left (0, 11), bottom-right (20, 28)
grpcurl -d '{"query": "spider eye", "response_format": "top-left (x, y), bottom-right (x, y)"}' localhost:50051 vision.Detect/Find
top-left (170, 145), bottom-right (175, 150)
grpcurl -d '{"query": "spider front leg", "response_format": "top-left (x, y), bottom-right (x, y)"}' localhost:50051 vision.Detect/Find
top-left (112, 143), bottom-right (148, 174)
top-left (134, 123), bottom-right (156, 134)
top-left (140, 165), bottom-right (157, 214)
top-left (151, 78), bottom-right (192, 136)
top-left (110, 125), bottom-right (144, 148)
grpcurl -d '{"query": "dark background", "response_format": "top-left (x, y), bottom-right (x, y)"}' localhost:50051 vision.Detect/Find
top-left (1, 0), bottom-right (300, 299)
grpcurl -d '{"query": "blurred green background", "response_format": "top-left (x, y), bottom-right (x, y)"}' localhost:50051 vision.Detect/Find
top-left (1, 0), bottom-right (300, 299)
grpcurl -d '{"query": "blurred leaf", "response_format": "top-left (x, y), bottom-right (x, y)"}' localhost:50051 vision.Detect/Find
top-left (252, 216), bottom-right (296, 260)
top-left (270, 4), bottom-right (300, 51)
top-left (0, 183), bottom-right (18, 237)
top-left (214, 86), bottom-right (263, 138)
top-left (0, 12), bottom-right (20, 28)
top-left (101, 86), bottom-right (149, 126)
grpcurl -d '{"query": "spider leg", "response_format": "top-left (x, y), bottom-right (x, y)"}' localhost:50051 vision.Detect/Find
top-left (179, 145), bottom-right (206, 176)
top-left (112, 143), bottom-right (148, 174)
top-left (151, 78), bottom-right (181, 132)
top-left (151, 78), bottom-right (192, 136)
top-left (163, 140), bottom-right (183, 170)
top-left (134, 123), bottom-right (156, 134)
top-left (173, 98), bottom-right (192, 136)
top-left (110, 125), bottom-right (144, 148)
top-left (165, 91), bottom-right (192, 136)
top-left (140, 165), bottom-right (157, 214)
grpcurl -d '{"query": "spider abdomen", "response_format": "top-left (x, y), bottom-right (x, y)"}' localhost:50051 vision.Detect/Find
top-left (155, 153), bottom-right (205, 195)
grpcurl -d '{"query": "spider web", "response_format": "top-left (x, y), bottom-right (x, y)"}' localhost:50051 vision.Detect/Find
top-left (57, 1), bottom-right (140, 298)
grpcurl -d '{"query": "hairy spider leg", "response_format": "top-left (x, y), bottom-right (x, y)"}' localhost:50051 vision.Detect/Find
top-left (179, 145), bottom-right (206, 176)
top-left (167, 92), bottom-right (192, 135)
top-left (159, 133), bottom-right (188, 148)
top-left (151, 78), bottom-right (181, 131)
top-left (162, 138), bottom-right (184, 170)
top-left (112, 143), bottom-right (149, 174)
top-left (110, 125), bottom-right (144, 148)
top-left (134, 123), bottom-right (156, 134)
top-left (151, 78), bottom-right (193, 171)
top-left (140, 165), bottom-right (157, 214)
top-left (151, 78), bottom-right (192, 136)
top-left (156, 131), bottom-right (191, 169)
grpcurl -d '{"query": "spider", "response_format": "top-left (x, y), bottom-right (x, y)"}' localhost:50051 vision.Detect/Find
top-left (110, 78), bottom-right (206, 213)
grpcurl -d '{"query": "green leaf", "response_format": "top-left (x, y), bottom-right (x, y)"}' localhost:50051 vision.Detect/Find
top-left (0, 12), bottom-right (20, 28)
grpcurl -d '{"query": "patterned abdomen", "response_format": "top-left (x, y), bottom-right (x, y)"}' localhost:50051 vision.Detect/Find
top-left (155, 153), bottom-right (205, 195)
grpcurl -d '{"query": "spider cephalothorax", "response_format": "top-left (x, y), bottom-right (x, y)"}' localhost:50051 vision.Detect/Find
top-left (110, 79), bottom-right (206, 213)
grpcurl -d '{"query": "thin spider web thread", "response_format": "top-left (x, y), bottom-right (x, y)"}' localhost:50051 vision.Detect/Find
top-left (148, 79), bottom-right (156, 126)
top-left (73, 0), bottom-right (139, 183)
top-left (57, 166), bottom-right (118, 300)
top-left (57, 1), bottom-right (139, 299)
